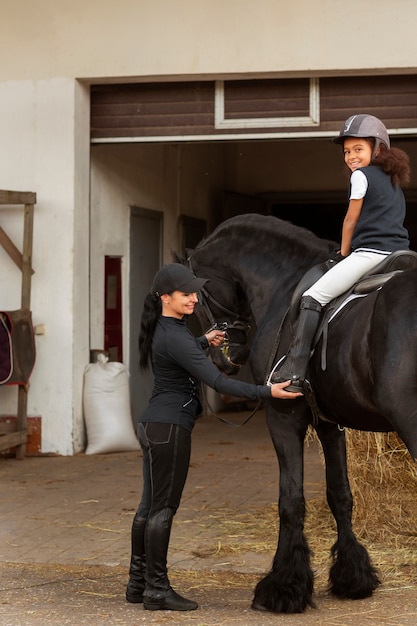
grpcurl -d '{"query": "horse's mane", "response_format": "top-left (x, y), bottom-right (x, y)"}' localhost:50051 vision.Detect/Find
top-left (195, 214), bottom-right (335, 258)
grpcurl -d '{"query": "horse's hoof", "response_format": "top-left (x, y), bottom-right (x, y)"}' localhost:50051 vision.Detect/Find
top-left (251, 600), bottom-right (268, 612)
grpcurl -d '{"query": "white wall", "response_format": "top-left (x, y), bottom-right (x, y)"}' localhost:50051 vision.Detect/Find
top-left (1, 1), bottom-right (416, 454)
top-left (89, 142), bottom-right (226, 371)
top-left (90, 143), bottom-right (178, 363)
top-left (1, 1), bottom-right (416, 80)
top-left (0, 78), bottom-right (90, 455)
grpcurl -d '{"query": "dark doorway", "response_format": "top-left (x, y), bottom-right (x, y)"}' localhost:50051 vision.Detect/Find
top-left (271, 201), bottom-right (346, 243)
top-left (129, 207), bottom-right (163, 422)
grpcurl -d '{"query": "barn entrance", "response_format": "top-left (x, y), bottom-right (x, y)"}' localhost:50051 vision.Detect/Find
top-left (89, 76), bottom-right (417, 417)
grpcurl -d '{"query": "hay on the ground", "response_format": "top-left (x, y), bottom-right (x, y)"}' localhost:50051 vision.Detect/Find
top-left (344, 429), bottom-right (417, 544)
top-left (181, 429), bottom-right (417, 588)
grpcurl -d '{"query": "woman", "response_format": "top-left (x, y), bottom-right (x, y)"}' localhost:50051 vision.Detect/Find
top-left (126, 263), bottom-right (301, 612)
top-left (270, 113), bottom-right (411, 392)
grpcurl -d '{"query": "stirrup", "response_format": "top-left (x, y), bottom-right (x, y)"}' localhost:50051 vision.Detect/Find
top-left (267, 356), bottom-right (304, 392)
top-left (302, 379), bottom-right (321, 426)
top-left (266, 355), bottom-right (286, 385)
top-left (284, 378), bottom-right (304, 393)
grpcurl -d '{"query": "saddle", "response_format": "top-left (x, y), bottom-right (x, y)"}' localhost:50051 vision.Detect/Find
top-left (289, 250), bottom-right (417, 324)
top-left (0, 309), bottom-right (36, 385)
top-left (278, 250), bottom-right (417, 371)
top-left (274, 250), bottom-right (417, 424)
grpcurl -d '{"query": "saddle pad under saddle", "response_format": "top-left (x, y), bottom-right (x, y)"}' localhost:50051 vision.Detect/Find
top-left (0, 309), bottom-right (36, 385)
top-left (0, 313), bottom-right (13, 384)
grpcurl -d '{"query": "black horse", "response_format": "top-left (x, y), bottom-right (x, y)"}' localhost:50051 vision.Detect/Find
top-left (176, 213), bottom-right (417, 614)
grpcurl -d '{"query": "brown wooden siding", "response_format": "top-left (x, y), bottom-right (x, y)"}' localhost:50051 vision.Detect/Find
top-left (319, 76), bottom-right (417, 131)
top-left (91, 82), bottom-right (215, 138)
top-left (91, 75), bottom-right (417, 140)
top-left (223, 79), bottom-right (311, 118)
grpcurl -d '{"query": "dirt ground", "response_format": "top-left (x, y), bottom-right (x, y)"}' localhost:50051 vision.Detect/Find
top-left (1, 563), bottom-right (417, 626)
top-left (1, 411), bottom-right (416, 625)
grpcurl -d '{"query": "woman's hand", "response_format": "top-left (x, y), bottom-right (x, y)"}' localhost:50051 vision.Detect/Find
top-left (205, 329), bottom-right (226, 347)
top-left (270, 380), bottom-right (303, 399)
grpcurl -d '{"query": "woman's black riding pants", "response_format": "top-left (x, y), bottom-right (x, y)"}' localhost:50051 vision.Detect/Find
top-left (136, 422), bottom-right (191, 519)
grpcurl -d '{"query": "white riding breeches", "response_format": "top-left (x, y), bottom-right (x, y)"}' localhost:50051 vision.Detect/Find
top-left (303, 249), bottom-right (390, 307)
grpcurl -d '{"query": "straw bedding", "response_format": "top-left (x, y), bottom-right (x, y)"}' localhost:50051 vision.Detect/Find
top-left (183, 429), bottom-right (417, 588)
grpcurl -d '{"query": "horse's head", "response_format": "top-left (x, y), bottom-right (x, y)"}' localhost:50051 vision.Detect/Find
top-left (197, 279), bottom-right (252, 375)
top-left (173, 251), bottom-right (251, 376)
top-left (174, 213), bottom-right (337, 379)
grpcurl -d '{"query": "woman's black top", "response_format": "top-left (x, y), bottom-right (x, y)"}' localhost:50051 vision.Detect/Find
top-left (140, 316), bottom-right (271, 431)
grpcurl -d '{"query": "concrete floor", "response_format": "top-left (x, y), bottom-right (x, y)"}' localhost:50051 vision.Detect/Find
top-left (1, 410), bottom-right (415, 626)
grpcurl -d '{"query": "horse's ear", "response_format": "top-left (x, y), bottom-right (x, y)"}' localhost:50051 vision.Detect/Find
top-left (171, 249), bottom-right (195, 265)
top-left (171, 250), bottom-right (186, 265)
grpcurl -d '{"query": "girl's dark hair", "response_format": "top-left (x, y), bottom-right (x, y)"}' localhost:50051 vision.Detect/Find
top-left (372, 144), bottom-right (410, 186)
top-left (138, 292), bottom-right (161, 371)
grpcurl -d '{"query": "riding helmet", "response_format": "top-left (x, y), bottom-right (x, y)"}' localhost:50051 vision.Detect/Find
top-left (333, 114), bottom-right (390, 154)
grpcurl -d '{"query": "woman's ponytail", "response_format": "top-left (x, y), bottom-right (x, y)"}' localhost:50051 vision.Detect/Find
top-left (138, 291), bottom-right (161, 371)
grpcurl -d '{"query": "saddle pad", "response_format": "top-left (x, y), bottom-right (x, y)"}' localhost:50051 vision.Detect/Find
top-left (0, 309), bottom-right (36, 385)
top-left (0, 313), bottom-right (13, 384)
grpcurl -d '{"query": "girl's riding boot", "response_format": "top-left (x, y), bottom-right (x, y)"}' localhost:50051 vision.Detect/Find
top-left (143, 507), bottom-right (198, 611)
top-left (270, 295), bottom-right (322, 391)
top-left (126, 515), bottom-right (147, 603)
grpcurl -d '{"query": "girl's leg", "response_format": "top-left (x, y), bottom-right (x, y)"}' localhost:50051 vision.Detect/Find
top-left (270, 251), bottom-right (388, 388)
top-left (303, 250), bottom-right (389, 306)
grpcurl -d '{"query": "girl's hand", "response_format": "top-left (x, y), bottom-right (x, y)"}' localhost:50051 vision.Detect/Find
top-left (205, 329), bottom-right (226, 347)
top-left (329, 249), bottom-right (346, 264)
top-left (270, 380), bottom-right (303, 399)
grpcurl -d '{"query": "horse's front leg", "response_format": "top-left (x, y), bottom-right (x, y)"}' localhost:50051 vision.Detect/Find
top-left (315, 420), bottom-right (380, 599)
top-left (252, 403), bottom-right (314, 614)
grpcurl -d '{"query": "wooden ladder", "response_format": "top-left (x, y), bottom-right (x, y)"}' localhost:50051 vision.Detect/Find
top-left (0, 190), bottom-right (36, 459)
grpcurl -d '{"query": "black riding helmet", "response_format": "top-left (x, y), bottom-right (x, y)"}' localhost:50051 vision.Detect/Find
top-left (333, 113), bottom-right (390, 160)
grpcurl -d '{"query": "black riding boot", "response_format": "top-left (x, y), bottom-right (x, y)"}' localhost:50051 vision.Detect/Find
top-left (143, 507), bottom-right (198, 611)
top-left (126, 515), bottom-right (147, 603)
top-left (270, 296), bottom-right (322, 391)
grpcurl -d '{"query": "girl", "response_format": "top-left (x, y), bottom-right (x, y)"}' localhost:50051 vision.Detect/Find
top-left (270, 113), bottom-right (411, 392)
top-left (126, 263), bottom-right (301, 612)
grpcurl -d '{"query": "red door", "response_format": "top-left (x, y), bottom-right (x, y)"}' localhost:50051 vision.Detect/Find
top-left (104, 256), bottom-right (123, 362)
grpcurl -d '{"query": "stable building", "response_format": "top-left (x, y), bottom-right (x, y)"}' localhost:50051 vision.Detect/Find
top-left (1, 1), bottom-right (416, 454)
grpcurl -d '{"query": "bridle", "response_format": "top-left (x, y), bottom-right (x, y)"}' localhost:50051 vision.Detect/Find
top-left (186, 258), bottom-right (261, 427)
top-left (198, 283), bottom-right (251, 366)
top-left (199, 284), bottom-right (250, 333)
top-left (186, 255), bottom-right (251, 360)
top-left (199, 282), bottom-right (264, 427)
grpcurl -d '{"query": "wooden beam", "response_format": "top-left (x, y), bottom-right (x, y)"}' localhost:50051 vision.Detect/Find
top-left (0, 226), bottom-right (23, 271)
top-left (15, 386), bottom-right (29, 459)
top-left (0, 191), bottom-right (36, 459)
top-left (0, 190), bottom-right (36, 205)
top-left (21, 205), bottom-right (35, 307)
top-left (0, 226), bottom-right (35, 275)
top-left (0, 430), bottom-right (27, 452)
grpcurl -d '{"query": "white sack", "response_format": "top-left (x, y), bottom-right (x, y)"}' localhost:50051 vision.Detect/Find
top-left (83, 356), bottom-right (140, 454)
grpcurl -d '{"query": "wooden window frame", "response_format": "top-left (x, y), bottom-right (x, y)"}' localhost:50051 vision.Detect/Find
top-left (214, 78), bottom-right (320, 129)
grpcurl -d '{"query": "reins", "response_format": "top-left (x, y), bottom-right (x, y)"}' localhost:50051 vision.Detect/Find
top-left (188, 257), bottom-right (260, 427)
top-left (201, 385), bottom-right (263, 428)
top-left (200, 285), bottom-right (251, 332)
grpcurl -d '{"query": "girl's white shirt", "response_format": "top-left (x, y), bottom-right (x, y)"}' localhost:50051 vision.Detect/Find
top-left (349, 169), bottom-right (368, 200)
